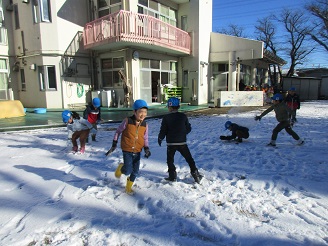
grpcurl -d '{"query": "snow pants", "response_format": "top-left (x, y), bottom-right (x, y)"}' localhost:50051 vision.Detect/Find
top-left (271, 120), bottom-right (300, 141)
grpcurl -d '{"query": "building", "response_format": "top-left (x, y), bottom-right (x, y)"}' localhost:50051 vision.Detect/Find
top-left (0, 0), bottom-right (284, 109)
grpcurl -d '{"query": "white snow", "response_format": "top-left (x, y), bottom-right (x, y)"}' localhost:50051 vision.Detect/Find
top-left (0, 101), bottom-right (327, 246)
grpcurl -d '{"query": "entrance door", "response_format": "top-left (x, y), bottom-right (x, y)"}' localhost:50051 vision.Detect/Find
top-left (151, 71), bottom-right (160, 102)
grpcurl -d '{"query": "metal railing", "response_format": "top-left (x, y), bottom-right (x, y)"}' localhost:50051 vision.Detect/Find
top-left (83, 10), bottom-right (191, 54)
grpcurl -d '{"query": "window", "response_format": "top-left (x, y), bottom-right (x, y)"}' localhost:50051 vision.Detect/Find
top-left (240, 64), bottom-right (251, 86)
top-left (98, 0), bottom-right (122, 18)
top-left (181, 16), bottom-right (187, 31)
top-left (0, 59), bottom-right (8, 99)
top-left (101, 57), bottom-right (124, 88)
top-left (33, 0), bottom-right (52, 23)
top-left (14, 4), bottom-right (19, 29)
top-left (20, 69), bottom-right (26, 91)
top-left (137, 0), bottom-right (176, 27)
top-left (38, 65), bottom-right (57, 91)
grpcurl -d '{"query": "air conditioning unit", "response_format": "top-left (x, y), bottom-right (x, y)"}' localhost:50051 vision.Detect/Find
top-left (22, 0), bottom-right (29, 3)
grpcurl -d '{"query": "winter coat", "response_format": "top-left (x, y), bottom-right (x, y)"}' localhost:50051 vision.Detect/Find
top-left (158, 111), bottom-right (191, 145)
top-left (285, 93), bottom-right (300, 110)
top-left (113, 115), bottom-right (149, 153)
top-left (259, 101), bottom-right (294, 122)
top-left (226, 123), bottom-right (249, 140)
top-left (67, 118), bottom-right (93, 133)
top-left (83, 104), bottom-right (101, 124)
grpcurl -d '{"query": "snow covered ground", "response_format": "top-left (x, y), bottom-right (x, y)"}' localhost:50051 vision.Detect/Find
top-left (0, 101), bottom-right (327, 246)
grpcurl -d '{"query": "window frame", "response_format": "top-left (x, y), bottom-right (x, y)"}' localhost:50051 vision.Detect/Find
top-left (33, 0), bottom-right (52, 24)
top-left (38, 65), bottom-right (57, 91)
top-left (14, 4), bottom-right (20, 29)
top-left (20, 69), bottom-right (26, 91)
top-left (101, 57), bottom-right (125, 88)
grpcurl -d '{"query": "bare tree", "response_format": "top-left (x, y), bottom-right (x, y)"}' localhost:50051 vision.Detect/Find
top-left (218, 24), bottom-right (246, 38)
top-left (255, 16), bottom-right (284, 87)
top-left (277, 9), bottom-right (315, 77)
top-left (306, 0), bottom-right (328, 52)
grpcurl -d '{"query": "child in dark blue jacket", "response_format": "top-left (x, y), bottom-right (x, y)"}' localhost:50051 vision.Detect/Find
top-left (220, 121), bottom-right (249, 143)
top-left (158, 97), bottom-right (202, 183)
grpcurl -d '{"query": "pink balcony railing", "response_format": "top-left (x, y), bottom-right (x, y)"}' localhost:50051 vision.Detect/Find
top-left (83, 10), bottom-right (191, 54)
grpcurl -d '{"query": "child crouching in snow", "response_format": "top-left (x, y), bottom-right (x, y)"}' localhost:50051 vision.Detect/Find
top-left (220, 121), bottom-right (249, 143)
top-left (62, 110), bottom-right (94, 154)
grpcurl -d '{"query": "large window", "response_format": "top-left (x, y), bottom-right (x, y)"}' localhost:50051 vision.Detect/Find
top-left (240, 64), bottom-right (251, 86)
top-left (101, 57), bottom-right (124, 88)
top-left (33, 0), bottom-right (52, 23)
top-left (38, 65), bottom-right (57, 91)
top-left (138, 0), bottom-right (176, 26)
top-left (98, 0), bottom-right (122, 18)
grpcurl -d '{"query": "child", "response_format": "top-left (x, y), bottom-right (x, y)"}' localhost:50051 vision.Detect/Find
top-left (83, 97), bottom-right (103, 141)
top-left (284, 87), bottom-right (300, 125)
top-left (61, 110), bottom-right (93, 153)
top-left (105, 99), bottom-right (151, 194)
top-left (220, 121), bottom-right (249, 143)
top-left (255, 93), bottom-right (304, 147)
top-left (158, 97), bottom-right (203, 183)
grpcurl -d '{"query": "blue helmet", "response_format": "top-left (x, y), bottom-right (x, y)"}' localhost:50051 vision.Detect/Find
top-left (62, 110), bottom-right (72, 123)
top-left (92, 97), bottom-right (101, 107)
top-left (289, 87), bottom-right (296, 91)
top-left (133, 99), bottom-right (148, 110)
top-left (225, 120), bottom-right (232, 129)
top-left (271, 93), bottom-right (283, 101)
top-left (167, 97), bottom-right (180, 107)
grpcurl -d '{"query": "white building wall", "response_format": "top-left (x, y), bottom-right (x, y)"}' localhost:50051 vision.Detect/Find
top-left (10, 0), bottom-right (90, 108)
top-left (179, 0), bottom-right (212, 105)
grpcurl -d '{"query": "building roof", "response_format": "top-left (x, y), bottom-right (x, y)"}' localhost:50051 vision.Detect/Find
top-left (262, 49), bottom-right (286, 66)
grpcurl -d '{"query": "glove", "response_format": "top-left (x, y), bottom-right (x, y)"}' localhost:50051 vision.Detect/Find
top-left (144, 147), bottom-right (151, 158)
top-left (158, 138), bottom-right (162, 146)
top-left (105, 140), bottom-right (117, 156)
top-left (220, 136), bottom-right (228, 140)
top-left (254, 115), bottom-right (261, 121)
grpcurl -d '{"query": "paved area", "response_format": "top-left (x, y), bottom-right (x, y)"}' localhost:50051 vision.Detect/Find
top-left (0, 104), bottom-right (206, 132)
top-left (0, 103), bottom-right (268, 132)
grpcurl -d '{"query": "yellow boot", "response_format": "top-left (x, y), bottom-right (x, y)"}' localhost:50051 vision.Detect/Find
top-left (125, 178), bottom-right (134, 195)
top-left (115, 163), bottom-right (124, 178)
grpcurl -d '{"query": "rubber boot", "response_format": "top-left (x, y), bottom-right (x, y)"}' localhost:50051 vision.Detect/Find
top-left (125, 178), bottom-right (134, 194)
top-left (115, 163), bottom-right (124, 178)
top-left (92, 135), bottom-right (96, 141)
top-left (80, 147), bottom-right (85, 154)
top-left (164, 170), bottom-right (177, 182)
top-left (191, 169), bottom-right (203, 184)
top-left (72, 146), bottom-right (78, 152)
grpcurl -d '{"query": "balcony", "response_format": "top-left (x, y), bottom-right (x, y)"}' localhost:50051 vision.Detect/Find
top-left (83, 10), bottom-right (191, 56)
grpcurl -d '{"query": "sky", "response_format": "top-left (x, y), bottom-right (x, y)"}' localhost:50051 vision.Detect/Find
top-left (212, 0), bottom-right (328, 69)
top-left (0, 101), bottom-right (327, 245)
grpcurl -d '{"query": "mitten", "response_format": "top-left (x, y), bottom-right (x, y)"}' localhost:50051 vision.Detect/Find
top-left (144, 147), bottom-right (151, 158)
top-left (254, 115), bottom-right (261, 121)
top-left (158, 138), bottom-right (162, 146)
top-left (220, 136), bottom-right (228, 140)
top-left (105, 140), bottom-right (117, 156)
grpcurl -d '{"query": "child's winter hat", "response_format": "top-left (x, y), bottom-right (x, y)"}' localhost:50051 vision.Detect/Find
top-left (62, 110), bottom-right (72, 123)
top-left (92, 98), bottom-right (101, 107)
top-left (271, 93), bottom-right (283, 101)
